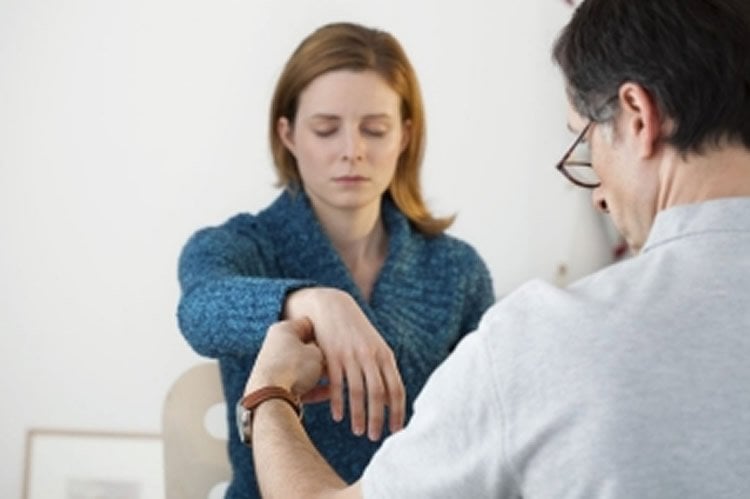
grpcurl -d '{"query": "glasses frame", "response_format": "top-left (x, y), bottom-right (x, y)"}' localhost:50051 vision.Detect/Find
top-left (555, 120), bottom-right (601, 189)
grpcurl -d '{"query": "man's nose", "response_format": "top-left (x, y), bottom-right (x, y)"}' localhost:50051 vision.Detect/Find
top-left (592, 190), bottom-right (609, 213)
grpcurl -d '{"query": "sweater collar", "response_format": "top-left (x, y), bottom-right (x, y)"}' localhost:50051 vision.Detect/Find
top-left (258, 189), bottom-right (413, 304)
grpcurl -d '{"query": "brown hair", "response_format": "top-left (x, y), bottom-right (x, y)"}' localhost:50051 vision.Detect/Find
top-left (269, 22), bottom-right (453, 236)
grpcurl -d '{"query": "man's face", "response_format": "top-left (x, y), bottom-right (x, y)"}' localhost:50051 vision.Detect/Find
top-left (567, 101), bottom-right (659, 254)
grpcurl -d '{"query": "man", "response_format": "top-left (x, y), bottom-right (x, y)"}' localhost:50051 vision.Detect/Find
top-left (239, 0), bottom-right (750, 496)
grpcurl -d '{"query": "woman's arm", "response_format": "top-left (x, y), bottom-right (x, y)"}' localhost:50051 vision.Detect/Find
top-left (459, 248), bottom-right (496, 335)
top-left (177, 224), bottom-right (313, 358)
top-left (177, 223), bottom-right (405, 439)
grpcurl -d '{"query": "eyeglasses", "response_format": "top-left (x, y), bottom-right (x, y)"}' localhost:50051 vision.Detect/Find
top-left (555, 120), bottom-right (601, 189)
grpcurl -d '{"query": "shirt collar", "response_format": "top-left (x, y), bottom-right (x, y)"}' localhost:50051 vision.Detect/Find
top-left (642, 196), bottom-right (750, 253)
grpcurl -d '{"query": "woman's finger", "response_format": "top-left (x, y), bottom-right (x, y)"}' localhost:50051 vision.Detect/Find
top-left (327, 361), bottom-right (344, 422)
top-left (381, 352), bottom-right (406, 433)
top-left (344, 361), bottom-right (366, 436)
top-left (363, 359), bottom-right (386, 441)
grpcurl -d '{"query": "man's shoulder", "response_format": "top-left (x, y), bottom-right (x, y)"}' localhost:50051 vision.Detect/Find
top-left (479, 278), bottom-right (578, 328)
top-left (476, 260), bottom-right (640, 349)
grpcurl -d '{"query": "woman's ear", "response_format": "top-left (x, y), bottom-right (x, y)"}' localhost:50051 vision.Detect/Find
top-left (277, 116), bottom-right (296, 155)
top-left (400, 119), bottom-right (412, 153)
top-left (617, 82), bottom-right (662, 159)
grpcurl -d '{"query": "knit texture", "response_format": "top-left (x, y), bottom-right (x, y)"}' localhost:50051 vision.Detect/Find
top-left (177, 190), bottom-right (495, 498)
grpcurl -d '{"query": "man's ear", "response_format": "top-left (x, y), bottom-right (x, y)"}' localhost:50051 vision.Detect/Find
top-left (617, 82), bottom-right (662, 159)
top-left (277, 117), bottom-right (296, 155)
top-left (400, 119), bottom-right (412, 154)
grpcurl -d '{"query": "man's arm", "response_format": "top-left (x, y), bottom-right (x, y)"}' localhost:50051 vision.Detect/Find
top-left (251, 399), bottom-right (363, 499)
top-left (246, 312), bottom-right (512, 498)
top-left (244, 318), bottom-right (364, 499)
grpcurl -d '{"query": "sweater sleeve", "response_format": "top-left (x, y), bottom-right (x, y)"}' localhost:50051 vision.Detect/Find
top-left (459, 246), bottom-right (496, 336)
top-left (176, 219), bottom-right (313, 358)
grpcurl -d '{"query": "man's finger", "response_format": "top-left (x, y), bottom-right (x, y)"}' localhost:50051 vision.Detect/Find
top-left (301, 384), bottom-right (331, 404)
top-left (288, 316), bottom-right (315, 342)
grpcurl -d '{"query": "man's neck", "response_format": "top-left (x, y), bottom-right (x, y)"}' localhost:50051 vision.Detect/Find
top-left (657, 142), bottom-right (750, 211)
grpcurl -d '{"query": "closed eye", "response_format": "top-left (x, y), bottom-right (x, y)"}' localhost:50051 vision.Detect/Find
top-left (362, 128), bottom-right (386, 138)
top-left (313, 128), bottom-right (337, 138)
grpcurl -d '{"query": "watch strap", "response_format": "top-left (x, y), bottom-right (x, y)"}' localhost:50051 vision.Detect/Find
top-left (236, 386), bottom-right (303, 447)
top-left (240, 385), bottom-right (302, 417)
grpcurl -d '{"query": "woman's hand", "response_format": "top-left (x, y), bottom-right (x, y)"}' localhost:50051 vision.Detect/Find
top-left (284, 287), bottom-right (405, 441)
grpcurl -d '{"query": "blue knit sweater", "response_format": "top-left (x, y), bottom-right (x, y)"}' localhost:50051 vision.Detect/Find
top-left (177, 190), bottom-right (495, 498)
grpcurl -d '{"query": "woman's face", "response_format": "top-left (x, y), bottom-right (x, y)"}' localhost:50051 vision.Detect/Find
top-left (278, 69), bottom-right (410, 215)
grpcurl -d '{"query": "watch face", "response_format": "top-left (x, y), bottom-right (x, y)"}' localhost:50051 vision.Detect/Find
top-left (235, 402), bottom-right (252, 446)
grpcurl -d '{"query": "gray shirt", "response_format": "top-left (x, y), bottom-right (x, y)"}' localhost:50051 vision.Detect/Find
top-left (362, 197), bottom-right (750, 498)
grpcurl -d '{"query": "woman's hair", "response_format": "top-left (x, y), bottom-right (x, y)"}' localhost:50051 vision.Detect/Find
top-left (269, 22), bottom-right (453, 236)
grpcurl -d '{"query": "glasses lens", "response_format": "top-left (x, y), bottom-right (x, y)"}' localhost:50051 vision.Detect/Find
top-left (568, 137), bottom-right (591, 164)
top-left (563, 164), bottom-right (600, 186)
top-left (563, 133), bottom-right (600, 186)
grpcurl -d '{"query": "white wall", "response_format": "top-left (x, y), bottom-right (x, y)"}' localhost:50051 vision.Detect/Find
top-left (0, 0), bottom-right (614, 497)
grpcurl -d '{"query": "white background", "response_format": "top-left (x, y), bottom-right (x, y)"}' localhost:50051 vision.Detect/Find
top-left (0, 1), bottom-right (613, 497)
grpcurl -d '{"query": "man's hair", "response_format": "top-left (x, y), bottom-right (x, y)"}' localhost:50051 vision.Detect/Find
top-left (553, 0), bottom-right (750, 154)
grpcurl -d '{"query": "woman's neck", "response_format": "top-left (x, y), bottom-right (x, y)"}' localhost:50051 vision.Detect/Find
top-left (312, 198), bottom-right (388, 300)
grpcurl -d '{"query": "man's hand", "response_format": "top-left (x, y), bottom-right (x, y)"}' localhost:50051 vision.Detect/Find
top-left (246, 316), bottom-right (365, 499)
top-left (245, 317), bottom-right (326, 398)
top-left (283, 287), bottom-right (406, 441)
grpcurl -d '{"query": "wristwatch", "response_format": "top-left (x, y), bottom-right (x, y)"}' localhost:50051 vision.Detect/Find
top-left (236, 386), bottom-right (303, 446)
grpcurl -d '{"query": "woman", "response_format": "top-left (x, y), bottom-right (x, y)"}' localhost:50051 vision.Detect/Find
top-left (177, 22), bottom-right (495, 498)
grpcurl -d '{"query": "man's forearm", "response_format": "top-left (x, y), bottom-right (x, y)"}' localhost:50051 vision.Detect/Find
top-left (252, 399), bottom-right (363, 499)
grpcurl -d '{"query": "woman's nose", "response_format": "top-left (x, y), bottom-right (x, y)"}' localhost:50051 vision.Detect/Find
top-left (341, 129), bottom-right (365, 162)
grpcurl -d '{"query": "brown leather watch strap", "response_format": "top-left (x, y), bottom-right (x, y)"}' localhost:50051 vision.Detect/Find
top-left (240, 386), bottom-right (302, 418)
top-left (237, 386), bottom-right (304, 446)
